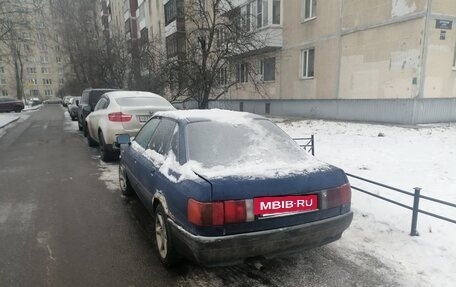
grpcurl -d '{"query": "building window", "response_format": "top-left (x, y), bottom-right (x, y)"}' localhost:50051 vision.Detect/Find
top-left (240, 101), bottom-right (244, 111)
top-left (237, 63), bottom-right (249, 83)
top-left (43, 79), bottom-right (52, 85)
top-left (164, 0), bottom-right (176, 25)
top-left (301, 48), bottom-right (315, 78)
top-left (27, 67), bottom-right (37, 74)
top-left (40, 56), bottom-right (49, 63)
top-left (41, 67), bottom-right (50, 74)
top-left (0, 67), bottom-right (4, 73)
top-left (303, 0), bottom-right (316, 21)
top-left (216, 66), bottom-right (228, 86)
top-left (59, 78), bottom-right (64, 84)
top-left (260, 57), bottom-right (276, 81)
top-left (0, 79), bottom-right (6, 85)
top-left (241, 4), bottom-right (251, 31)
top-left (56, 57), bottom-right (61, 63)
top-left (39, 44), bottom-right (47, 51)
top-left (166, 33), bottom-right (183, 58)
top-left (44, 90), bottom-right (53, 96)
top-left (272, 0), bottom-right (281, 24)
top-left (29, 78), bottom-right (37, 85)
top-left (265, 103), bottom-right (270, 114)
top-left (1, 90), bottom-right (8, 96)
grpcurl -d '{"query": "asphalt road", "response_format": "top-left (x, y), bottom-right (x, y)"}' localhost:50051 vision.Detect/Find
top-left (0, 105), bottom-right (403, 287)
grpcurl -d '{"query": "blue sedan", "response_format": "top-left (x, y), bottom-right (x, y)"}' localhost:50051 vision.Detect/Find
top-left (116, 109), bottom-right (353, 267)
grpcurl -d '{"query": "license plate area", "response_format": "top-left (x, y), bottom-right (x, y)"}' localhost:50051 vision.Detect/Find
top-left (253, 194), bottom-right (318, 217)
top-left (137, 115), bottom-right (151, 123)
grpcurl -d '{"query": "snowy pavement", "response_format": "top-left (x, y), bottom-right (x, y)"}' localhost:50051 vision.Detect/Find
top-left (276, 119), bottom-right (456, 287)
top-left (0, 114), bottom-right (20, 129)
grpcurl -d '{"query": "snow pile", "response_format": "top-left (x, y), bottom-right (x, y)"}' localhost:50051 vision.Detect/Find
top-left (0, 114), bottom-right (20, 129)
top-left (276, 118), bottom-right (456, 287)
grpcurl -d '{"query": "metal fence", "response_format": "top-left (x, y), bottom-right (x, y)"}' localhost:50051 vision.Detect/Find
top-left (294, 135), bottom-right (456, 236)
top-left (293, 135), bottom-right (314, 156)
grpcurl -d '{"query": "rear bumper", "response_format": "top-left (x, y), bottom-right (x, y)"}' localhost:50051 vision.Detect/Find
top-left (169, 211), bottom-right (353, 267)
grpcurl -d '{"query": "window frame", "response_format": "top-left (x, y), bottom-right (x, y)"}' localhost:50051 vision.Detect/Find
top-left (302, 0), bottom-right (316, 22)
top-left (259, 57), bottom-right (276, 82)
top-left (300, 48), bottom-right (315, 79)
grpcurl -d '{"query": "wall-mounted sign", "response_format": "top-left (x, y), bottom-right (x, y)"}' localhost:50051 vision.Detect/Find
top-left (436, 19), bottom-right (453, 30)
top-left (440, 30), bottom-right (446, 40)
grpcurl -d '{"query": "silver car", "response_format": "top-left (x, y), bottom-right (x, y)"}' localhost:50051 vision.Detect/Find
top-left (85, 91), bottom-right (175, 161)
top-left (67, 97), bottom-right (81, 121)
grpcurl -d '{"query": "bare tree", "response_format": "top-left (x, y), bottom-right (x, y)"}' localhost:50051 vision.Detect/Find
top-left (158, 0), bottom-right (270, 109)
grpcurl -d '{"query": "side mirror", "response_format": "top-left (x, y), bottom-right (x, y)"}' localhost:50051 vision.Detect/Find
top-left (75, 100), bottom-right (79, 106)
top-left (115, 134), bottom-right (131, 147)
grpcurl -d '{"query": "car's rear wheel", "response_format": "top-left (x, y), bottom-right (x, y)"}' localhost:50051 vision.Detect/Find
top-left (154, 205), bottom-right (178, 268)
top-left (14, 106), bottom-right (22, 113)
top-left (78, 120), bottom-right (83, 131)
top-left (119, 165), bottom-right (133, 196)
top-left (99, 131), bottom-right (116, 162)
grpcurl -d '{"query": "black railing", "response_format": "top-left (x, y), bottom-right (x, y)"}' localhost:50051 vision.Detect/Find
top-left (295, 135), bottom-right (456, 236)
top-left (293, 135), bottom-right (314, 156)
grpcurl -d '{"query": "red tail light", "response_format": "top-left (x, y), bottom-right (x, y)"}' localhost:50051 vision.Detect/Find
top-left (326, 183), bottom-right (351, 209)
top-left (108, 112), bottom-right (132, 122)
top-left (188, 199), bottom-right (247, 226)
top-left (188, 199), bottom-right (224, 226)
top-left (224, 200), bottom-right (247, 224)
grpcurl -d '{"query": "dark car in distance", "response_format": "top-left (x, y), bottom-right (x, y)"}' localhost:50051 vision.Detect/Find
top-left (77, 88), bottom-right (118, 134)
top-left (0, 97), bottom-right (24, 113)
top-left (116, 109), bottom-right (353, 267)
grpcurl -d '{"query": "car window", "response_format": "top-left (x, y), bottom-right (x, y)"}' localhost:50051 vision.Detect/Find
top-left (148, 119), bottom-right (176, 155)
top-left (170, 124), bottom-right (179, 159)
top-left (89, 91), bottom-right (110, 107)
top-left (94, 98), bottom-right (109, 111)
top-left (134, 118), bottom-right (160, 149)
top-left (115, 97), bottom-right (172, 107)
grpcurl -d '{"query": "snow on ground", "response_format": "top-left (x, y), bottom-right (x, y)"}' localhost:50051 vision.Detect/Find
top-left (0, 112), bottom-right (31, 138)
top-left (62, 108), bottom-right (79, 133)
top-left (276, 119), bottom-right (456, 287)
top-left (0, 114), bottom-right (20, 129)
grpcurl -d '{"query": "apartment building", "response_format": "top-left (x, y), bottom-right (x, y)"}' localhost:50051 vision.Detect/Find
top-left (104, 0), bottom-right (456, 124)
top-left (0, 0), bottom-right (68, 100)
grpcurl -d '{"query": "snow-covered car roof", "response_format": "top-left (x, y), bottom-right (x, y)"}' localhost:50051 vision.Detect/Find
top-left (155, 109), bottom-right (265, 123)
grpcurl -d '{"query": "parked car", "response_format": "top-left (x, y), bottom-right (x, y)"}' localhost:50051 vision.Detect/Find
top-left (67, 97), bottom-right (80, 121)
top-left (85, 91), bottom-right (175, 161)
top-left (28, 98), bottom-right (42, 107)
top-left (0, 97), bottom-right (24, 113)
top-left (116, 110), bottom-right (353, 267)
top-left (62, 96), bottom-right (72, 107)
top-left (77, 88), bottom-right (118, 134)
top-left (43, 97), bottom-right (62, 104)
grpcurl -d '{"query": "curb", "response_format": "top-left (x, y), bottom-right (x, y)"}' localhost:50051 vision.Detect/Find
top-left (0, 116), bottom-right (20, 129)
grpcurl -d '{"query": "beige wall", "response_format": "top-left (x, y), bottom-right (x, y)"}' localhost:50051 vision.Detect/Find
top-left (343, 0), bottom-right (426, 30)
top-left (432, 0), bottom-right (456, 15)
top-left (339, 18), bottom-right (424, 99)
top-left (283, 0), bottom-right (341, 47)
top-left (423, 0), bottom-right (456, 98)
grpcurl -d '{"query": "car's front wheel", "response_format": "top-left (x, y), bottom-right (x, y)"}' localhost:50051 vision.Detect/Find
top-left (14, 106), bottom-right (22, 113)
top-left (155, 205), bottom-right (178, 268)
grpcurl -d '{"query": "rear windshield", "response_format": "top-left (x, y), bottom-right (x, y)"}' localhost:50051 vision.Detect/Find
top-left (89, 90), bottom-right (111, 106)
top-left (187, 119), bottom-right (308, 168)
top-left (115, 97), bottom-right (171, 107)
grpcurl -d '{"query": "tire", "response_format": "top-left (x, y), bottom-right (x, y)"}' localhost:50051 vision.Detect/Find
top-left (119, 165), bottom-right (133, 196)
top-left (78, 120), bottom-right (83, 131)
top-left (87, 128), bottom-right (98, 147)
top-left (14, 106), bottom-right (22, 113)
top-left (154, 205), bottom-right (178, 268)
top-left (99, 131), bottom-right (117, 162)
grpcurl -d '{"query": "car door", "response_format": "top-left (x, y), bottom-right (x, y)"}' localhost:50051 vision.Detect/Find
top-left (0, 98), bottom-right (6, 111)
top-left (136, 118), bottom-right (176, 211)
top-left (126, 118), bottom-right (161, 201)
top-left (88, 97), bottom-right (109, 141)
